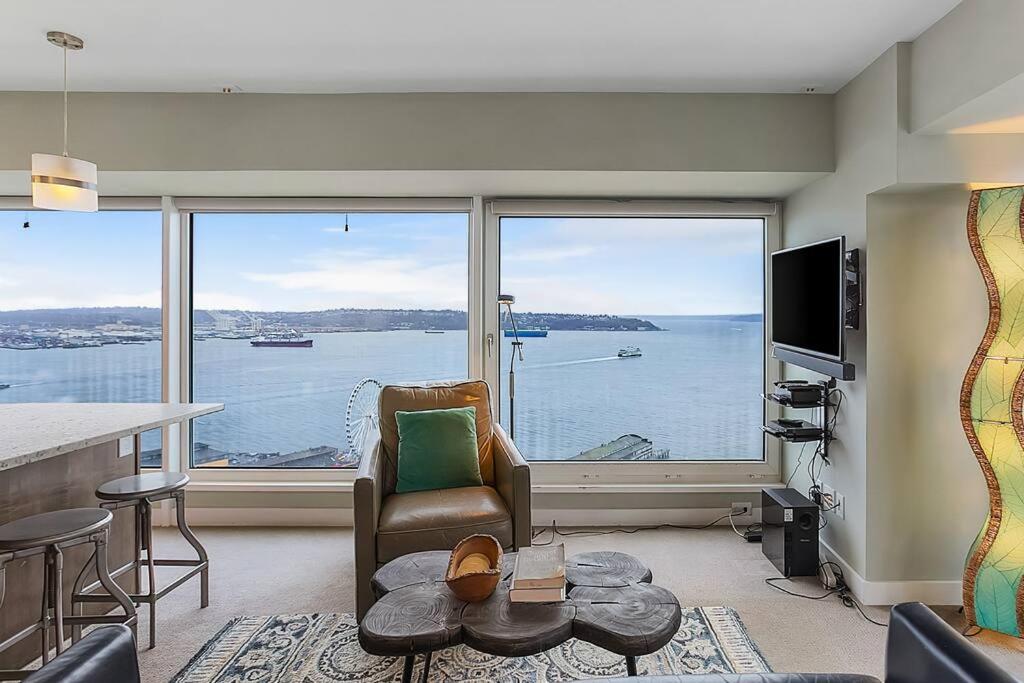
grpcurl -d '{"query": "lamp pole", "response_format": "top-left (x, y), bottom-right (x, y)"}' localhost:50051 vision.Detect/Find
top-left (498, 294), bottom-right (523, 440)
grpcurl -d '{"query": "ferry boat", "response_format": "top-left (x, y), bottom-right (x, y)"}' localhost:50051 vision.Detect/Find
top-left (250, 330), bottom-right (313, 348)
top-left (617, 346), bottom-right (642, 358)
top-left (424, 330), bottom-right (446, 334)
top-left (504, 329), bottom-right (548, 338)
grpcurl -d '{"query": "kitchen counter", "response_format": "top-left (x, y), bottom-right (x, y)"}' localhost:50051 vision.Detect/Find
top-left (0, 402), bottom-right (223, 471)
top-left (0, 402), bottom-right (223, 669)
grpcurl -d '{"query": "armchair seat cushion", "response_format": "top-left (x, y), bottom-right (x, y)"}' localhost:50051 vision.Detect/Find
top-left (376, 485), bottom-right (513, 563)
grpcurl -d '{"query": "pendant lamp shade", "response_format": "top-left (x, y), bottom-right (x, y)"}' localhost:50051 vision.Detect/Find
top-left (31, 31), bottom-right (97, 212)
top-left (31, 153), bottom-right (98, 212)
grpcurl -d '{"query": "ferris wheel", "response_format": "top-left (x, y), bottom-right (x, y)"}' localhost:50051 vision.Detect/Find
top-left (346, 378), bottom-right (382, 457)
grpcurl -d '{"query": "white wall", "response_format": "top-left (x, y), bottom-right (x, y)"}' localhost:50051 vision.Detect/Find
top-left (910, 0), bottom-right (1024, 133)
top-left (865, 188), bottom-right (988, 583)
top-left (782, 45), bottom-right (902, 578)
top-left (784, 0), bottom-right (1024, 603)
top-left (0, 91), bottom-right (833, 172)
top-left (0, 91), bottom-right (837, 198)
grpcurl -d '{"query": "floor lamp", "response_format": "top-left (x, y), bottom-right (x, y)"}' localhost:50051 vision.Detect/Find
top-left (498, 294), bottom-right (523, 440)
top-left (962, 185), bottom-right (1024, 637)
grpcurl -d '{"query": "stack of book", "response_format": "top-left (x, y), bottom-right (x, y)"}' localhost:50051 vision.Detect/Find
top-left (509, 544), bottom-right (566, 603)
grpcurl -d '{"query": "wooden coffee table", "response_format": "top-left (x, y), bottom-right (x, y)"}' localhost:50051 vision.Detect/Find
top-left (359, 550), bottom-right (681, 682)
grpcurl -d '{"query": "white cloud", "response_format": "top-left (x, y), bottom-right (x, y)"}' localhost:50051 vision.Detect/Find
top-left (552, 217), bottom-right (763, 254)
top-left (0, 261), bottom-right (161, 310)
top-left (192, 291), bottom-right (260, 311)
top-left (503, 245), bottom-right (598, 263)
top-left (239, 248), bottom-right (467, 310)
top-left (502, 276), bottom-right (633, 315)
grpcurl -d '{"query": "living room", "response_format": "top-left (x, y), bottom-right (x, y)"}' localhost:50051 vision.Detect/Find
top-left (1, 1), bottom-right (1023, 681)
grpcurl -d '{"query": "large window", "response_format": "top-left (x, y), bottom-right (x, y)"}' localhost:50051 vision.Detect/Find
top-left (0, 210), bottom-right (164, 466)
top-left (499, 215), bottom-right (765, 462)
top-left (189, 212), bottom-right (469, 468)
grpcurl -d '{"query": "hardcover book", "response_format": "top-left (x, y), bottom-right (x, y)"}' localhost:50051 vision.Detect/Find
top-left (511, 544), bottom-right (566, 590)
top-left (509, 585), bottom-right (567, 603)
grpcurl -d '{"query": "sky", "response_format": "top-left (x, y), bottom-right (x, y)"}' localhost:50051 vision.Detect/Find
top-left (1, 210), bottom-right (763, 316)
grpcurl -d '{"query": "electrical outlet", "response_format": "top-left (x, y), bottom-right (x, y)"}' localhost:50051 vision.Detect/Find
top-left (731, 501), bottom-right (752, 517)
top-left (819, 484), bottom-right (844, 519)
top-left (820, 484), bottom-right (835, 510)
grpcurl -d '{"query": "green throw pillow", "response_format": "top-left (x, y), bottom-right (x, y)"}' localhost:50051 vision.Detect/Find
top-left (395, 406), bottom-right (482, 494)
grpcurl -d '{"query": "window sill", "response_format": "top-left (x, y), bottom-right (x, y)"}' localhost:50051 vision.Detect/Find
top-left (186, 480), bottom-right (353, 493)
top-left (183, 480), bottom-right (783, 495)
top-left (532, 482), bottom-right (784, 494)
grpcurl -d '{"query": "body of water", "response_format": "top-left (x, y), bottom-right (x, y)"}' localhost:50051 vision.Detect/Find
top-left (0, 315), bottom-right (764, 465)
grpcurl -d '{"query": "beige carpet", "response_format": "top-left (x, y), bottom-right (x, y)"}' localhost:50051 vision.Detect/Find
top-left (136, 526), bottom-right (1024, 683)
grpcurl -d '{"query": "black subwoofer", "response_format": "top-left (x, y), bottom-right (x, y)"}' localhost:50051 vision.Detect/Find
top-left (761, 487), bottom-right (819, 577)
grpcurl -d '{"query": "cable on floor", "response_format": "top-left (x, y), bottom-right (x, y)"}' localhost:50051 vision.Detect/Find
top-left (764, 561), bottom-right (888, 628)
top-left (530, 512), bottom-right (738, 547)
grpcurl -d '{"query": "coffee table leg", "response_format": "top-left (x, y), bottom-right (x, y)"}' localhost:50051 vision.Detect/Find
top-left (401, 655), bottom-right (414, 683)
top-left (625, 655), bottom-right (638, 676)
top-left (420, 651), bottom-right (432, 682)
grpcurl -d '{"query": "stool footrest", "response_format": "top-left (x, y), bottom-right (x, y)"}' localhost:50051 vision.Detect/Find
top-left (63, 614), bottom-right (138, 627)
top-left (0, 622), bottom-right (42, 654)
top-left (153, 559), bottom-right (204, 567)
top-left (74, 562), bottom-right (207, 603)
top-left (0, 668), bottom-right (33, 680)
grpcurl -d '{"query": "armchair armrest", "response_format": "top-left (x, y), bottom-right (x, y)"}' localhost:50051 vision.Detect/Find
top-left (24, 625), bottom-right (140, 683)
top-left (354, 436), bottom-right (385, 621)
top-left (492, 424), bottom-right (532, 550)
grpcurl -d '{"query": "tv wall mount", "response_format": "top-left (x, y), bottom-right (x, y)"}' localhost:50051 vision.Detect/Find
top-left (845, 249), bottom-right (861, 331)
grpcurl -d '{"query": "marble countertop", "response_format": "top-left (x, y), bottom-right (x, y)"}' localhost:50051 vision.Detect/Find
top-left (0, 403), bottom-right (224, 471)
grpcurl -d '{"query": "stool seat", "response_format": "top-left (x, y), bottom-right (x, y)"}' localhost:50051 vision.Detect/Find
top-left (96, 472), bottom-right (189, 501)
top-left (0, 508), bottom-right (112, 551)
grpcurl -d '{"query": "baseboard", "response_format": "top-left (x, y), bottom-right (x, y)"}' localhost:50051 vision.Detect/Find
top-left (181, 507), bottom-right (353, 527)
top-left (172, 506), bottom-right (752, 529)
top-left (534, 507), bottom-right (758, 528)
top-left (819, 539), bottom-right (962, 606)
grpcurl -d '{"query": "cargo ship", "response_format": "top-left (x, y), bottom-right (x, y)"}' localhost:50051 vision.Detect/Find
top-left (504, 329), bottom-right (548, 338)
top-left (617, 346), bottom-right (642, 358)
top-left (250, 330), bottom-right (313, 348)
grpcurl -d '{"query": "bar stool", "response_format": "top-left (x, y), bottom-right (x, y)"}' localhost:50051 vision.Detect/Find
top-left (0, 508), bottom-right (137, 680)
top-left (73, 472), bottom-right (208, 649)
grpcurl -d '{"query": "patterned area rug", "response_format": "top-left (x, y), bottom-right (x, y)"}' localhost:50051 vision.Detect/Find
top-left (173, 607), bottom-right (770, 682)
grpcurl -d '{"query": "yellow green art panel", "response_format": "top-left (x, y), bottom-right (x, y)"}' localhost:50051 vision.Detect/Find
top-left (962, 185), bottom-right (1024, 636)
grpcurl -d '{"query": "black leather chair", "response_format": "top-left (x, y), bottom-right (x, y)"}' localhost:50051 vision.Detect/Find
top-left (580, 603), bottom-right (1017, 683)
top-left (23, 625), bottom-right (139, 683)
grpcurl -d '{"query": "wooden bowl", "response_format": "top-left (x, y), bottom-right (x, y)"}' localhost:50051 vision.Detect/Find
top-left (445, 534), bottom-right (502, 602)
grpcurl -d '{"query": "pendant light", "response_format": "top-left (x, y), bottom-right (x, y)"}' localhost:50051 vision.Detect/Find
top-left (31, 31), bottom-right (97, 212)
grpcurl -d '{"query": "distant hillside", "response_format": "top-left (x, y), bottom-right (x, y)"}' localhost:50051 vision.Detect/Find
top-left (506, 312), bottom-right (661, 332)
top-left (0, 306), bottom-right (662, 332)
top-left (0, 307), bottom-right (161, 326)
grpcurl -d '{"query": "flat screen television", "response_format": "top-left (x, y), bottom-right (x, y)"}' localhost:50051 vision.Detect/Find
top-left (771, 236), bottom-right (846, 362)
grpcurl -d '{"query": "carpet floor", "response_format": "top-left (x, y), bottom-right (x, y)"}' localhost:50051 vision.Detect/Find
top-left (136, 527), bottom-right (1024, 682)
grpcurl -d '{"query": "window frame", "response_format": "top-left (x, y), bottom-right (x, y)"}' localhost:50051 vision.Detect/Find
top-left (1, 195), bottom-right (781, 489)
top-left (175, 197), bottom-right (477, 484)
top-left (483, 199), bottom-right (782, 486)
top-left (0, 197), bottom-right (169, 468)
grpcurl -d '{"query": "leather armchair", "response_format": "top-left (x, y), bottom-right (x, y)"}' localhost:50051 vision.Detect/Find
top-left (23, 625), bottom-right (139, 683)
top-left (354, 380), bottom-right (531, 620)
top-left (579, 603), bottom-right (1017, 683)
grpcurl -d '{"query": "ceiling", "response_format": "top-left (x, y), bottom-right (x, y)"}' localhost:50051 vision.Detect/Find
top-left (3, 0), bottom-right (959, 94)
